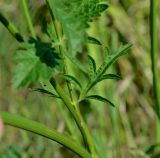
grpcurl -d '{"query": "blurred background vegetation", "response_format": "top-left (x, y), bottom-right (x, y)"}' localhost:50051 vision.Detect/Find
top-left (0, 0), bottom-right (160, 157)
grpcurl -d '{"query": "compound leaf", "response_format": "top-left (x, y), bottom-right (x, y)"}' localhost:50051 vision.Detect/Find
top-left (12, 40), bottom-right (61, 88)
top-left (87, 74), bottom-right (122, 92)
top-left (96, 44), bottom-right (132, 79)
top-left (47, 0), bottom-right (108, 56)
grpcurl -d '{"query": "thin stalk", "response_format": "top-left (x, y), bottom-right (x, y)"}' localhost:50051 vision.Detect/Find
top-left (0, 111), bottom-right (91, 158)
top-left (150, 0), bottom-right (160, 116)
top-left (46, 0), bottom-right (73, 102)
top-left (21, 0), bottom-right (36, 38)
top-left (150, 0), bottom-right (160, 143)
top-left (50, 77), bottom-right (96, 158)
top-left (0, 13), bottom-right (24, 42)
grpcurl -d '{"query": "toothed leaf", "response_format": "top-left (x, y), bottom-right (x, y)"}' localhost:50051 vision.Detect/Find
top-left (47, 0), bottom-right (108, 56)
top-left (12, 40), bottom-right (61, 88)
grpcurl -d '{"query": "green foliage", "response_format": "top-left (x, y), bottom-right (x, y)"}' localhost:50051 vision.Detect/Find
top-left (88, 74), bottom-right (122, 91)
top-left (47, 0), bottom-right (108, 56)
top-left (146, 143), bottom-right (160, 158)
top-left (64, 74), bottom-right (82, 91)
top-left (87, 36), bottom-right (102, 45)
top-left (12, 40), bottom-right (61, 88)
top-left (87, 44), bottom-right (131, 92)
top-left (34, 88), bottom-right (60, 98)
top-left (95, 44), bottom-right (131, 81)
top-left (0, 0), bottom-right (134, 157)
top-left (0, 144), bottom-right (23, 158)
top-left (88, 55), bottom-right (97, 79)
top-left (86, 95), bottom-right (115, 107)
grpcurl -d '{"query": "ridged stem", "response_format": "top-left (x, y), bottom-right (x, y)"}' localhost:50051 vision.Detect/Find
top-left (50, 77), bottom-right (96, 158)
top-left (0, 112), bottom-right (91, 158)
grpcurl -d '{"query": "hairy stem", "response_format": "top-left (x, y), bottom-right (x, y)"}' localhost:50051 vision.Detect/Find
top-left (0, 111), bottom-right (91, 158)
top-left (50, 77), bottom-right (96, 158)
top-left (46, 0), bottom-right (73, 102)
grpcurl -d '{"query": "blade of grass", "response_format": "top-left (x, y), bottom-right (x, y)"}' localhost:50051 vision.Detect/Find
top-left (150, 0), bottom-right (160, 117)
top-left (150, 0), bottom-right (160, 143)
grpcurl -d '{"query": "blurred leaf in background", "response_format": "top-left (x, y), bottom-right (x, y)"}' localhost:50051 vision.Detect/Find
top-left (0, 119), bottom-right (3, 139)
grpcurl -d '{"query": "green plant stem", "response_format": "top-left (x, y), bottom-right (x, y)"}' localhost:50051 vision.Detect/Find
top-left (46, 0), bottom-right (74, 102)
top-left (150, 0), bottom-right (160, 117)
top-left (150, 0), bottom-right (160, 143)
top-left (0, 111), bottom-right (91, 158)
top-left (50, 77), bottom-right (96, 158)
top-left (150, 0), bottom-right (160, 114)
top-left (21, 0), bottom-right (36, 38)
top-left (0, 13), bottom-right (24, 42)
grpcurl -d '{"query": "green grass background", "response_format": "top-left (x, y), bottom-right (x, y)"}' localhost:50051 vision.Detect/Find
top-left (0, 0), bottom-right (160, 157)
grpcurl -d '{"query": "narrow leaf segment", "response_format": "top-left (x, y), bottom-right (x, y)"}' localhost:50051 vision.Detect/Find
top-left (34, 88), bottom-right (60, 98)
top-left (86, 95), bottom-right (115, 107)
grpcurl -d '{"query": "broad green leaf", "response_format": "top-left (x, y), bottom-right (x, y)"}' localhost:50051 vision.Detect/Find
top-left (88, 55), bottom-right (96, 79)
top-left (34, 88), bottom-right (60, 98)
top-left (87, 74), bottom-right (122, 92)
top-left (64, 75), bottom-right (82, 91)
top-left (87, 36), bottom-right (102, 45)
top-left (47, 0), bottom-right (108, 56)
top-left (86, 95), bottom-right (115, 107)
top-left (12, 40), bottom-right (61, 88)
